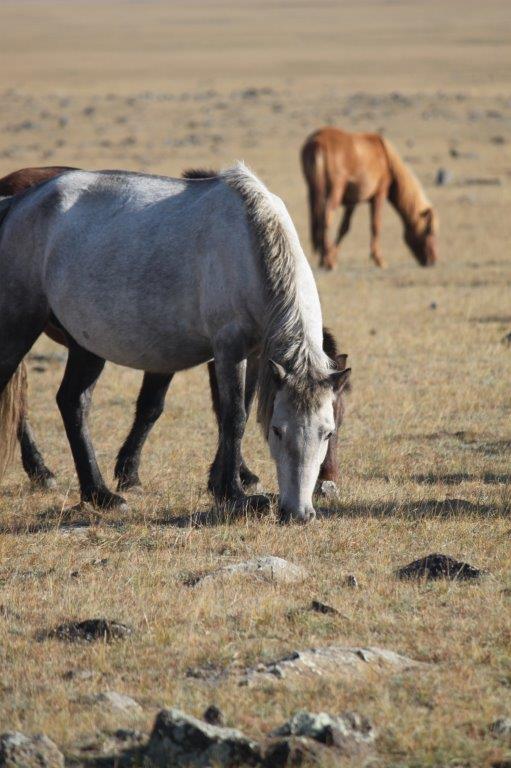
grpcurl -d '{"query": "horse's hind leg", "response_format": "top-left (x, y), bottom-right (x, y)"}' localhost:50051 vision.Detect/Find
top-left (0, 316), bottom-right (48, 482)
top-left (335, 205), bottom-right (355, 254)
top-left (207, 354), bottom-right (260, 490)
top-left (114, 372), bottom-right (173, 491)
top-left (56, 338), bottom-right (126, 510)
top-left (369, 189), bottom-right (387, 268)
top-left (18, 416), bottom-right (56, 489)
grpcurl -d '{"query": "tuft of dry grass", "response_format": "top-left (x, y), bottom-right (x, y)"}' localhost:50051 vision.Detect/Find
top-left (1, 1), bottom-right (511, 765)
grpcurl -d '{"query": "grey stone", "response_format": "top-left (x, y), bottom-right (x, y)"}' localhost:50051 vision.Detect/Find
top-left (144, 708), bottom-right (260, 767)
top-left (271, 710), bottom-right (375, 756)
top-left (239, 645), bottom-right (421, 687)
top-left (195, 557), bottom-right (308, 586)
top-left (261, 737), bottom-right (336, 767)
top-left (343, 574), bottom-right (358, 588)
top-left (490, 718), bottom-right (511, 740)
top-left (310, 600), bottom-right (340, 616)
top-left (91, 691), bottom-right (143, 716)
top-left (203, 706), bottom-right (224, 726)
top-left (436, 168), bottom-right (453, 186)
top-left (0, 732), bottom-right (64, 768)
top-left (314, 479), bottom-right (339, 499)
top-left (395, 553), bottom-right (485, 581)
top-left (46, 618), bottom-right (133, 642)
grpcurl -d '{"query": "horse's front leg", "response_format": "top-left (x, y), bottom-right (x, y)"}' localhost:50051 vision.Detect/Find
top-left (207, 339), bottom-right (247, 504)
top-left (114, 372), bottom-right (173, 491)
top-left (56, 339), bottom-right (127, 510)
top-left (207, 353), bottom-right (260, 490)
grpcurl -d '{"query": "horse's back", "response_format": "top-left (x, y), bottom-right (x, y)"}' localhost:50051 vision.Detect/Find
top-left (0, 169), bottom-right (261, 372)
top-left (303, 127), bottom-right (390, 202)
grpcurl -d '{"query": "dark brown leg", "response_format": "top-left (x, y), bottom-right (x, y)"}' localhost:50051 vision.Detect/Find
top-left (114, 372), bottom-right (173, 491)
top-left (18, 416), bottom-right (56, 489)
top-left (322, 183), bottom-right (346, 270)
top-left (56, 339), bottom-right (126, 509)
top-left (335, 205), bottom-right (355, 256)
top-left (208, 356), bottom-right (259, 489)
top-left (369, 189), bottom-right (387, 267)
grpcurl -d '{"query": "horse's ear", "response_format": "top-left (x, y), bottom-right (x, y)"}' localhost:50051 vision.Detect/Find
top-left (335, 353), bottom-right (348, 372)
top-left (269, 359), bottom-right (287, 388)
top-left (420, 208), bottom-right (434, 233)
top-left (328, 367), bottom-right (351, 392)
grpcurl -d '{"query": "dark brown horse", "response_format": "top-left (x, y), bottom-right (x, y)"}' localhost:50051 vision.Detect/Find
top-left (301, 127), bottom-right (438, 270)
top-left (0, 165), bottom-right (350, 498)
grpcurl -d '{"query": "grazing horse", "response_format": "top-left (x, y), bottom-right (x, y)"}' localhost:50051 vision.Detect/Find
top-left (0, 165), bottom-right (350, 498)
top-left (301, 127), bottom-right (438, 270)
top-left (0, 164), bottom-right (350, 522)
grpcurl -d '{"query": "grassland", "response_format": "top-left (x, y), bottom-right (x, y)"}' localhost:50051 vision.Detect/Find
top-left (0, 1), bottom-right (510, 765)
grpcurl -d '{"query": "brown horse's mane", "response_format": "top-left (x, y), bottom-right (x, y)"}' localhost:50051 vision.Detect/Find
top-left (380, 138), bottom-right (436, 234)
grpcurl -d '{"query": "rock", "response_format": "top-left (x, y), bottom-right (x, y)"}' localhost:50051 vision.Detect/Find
top-left (91, 691), bottom-right (143, 716)
top-left (145, 708), bottom-right (260, 767)
top-left (343, 574), bottom-right (358, 588)
top-left (464, 177), bottom-right (501, 186)
top-left (45, 618), bottom-right (133, 642)
top-left (69, 729), bottom-right (145, 763)
top-left (314, 479), bottom-right (339, 499)
top-left (310, 600), bottom-right (339, 616)
top-left (395, 553), bottom-right (485, 581)
top-left (501, 332), bottom-right (511, 347)
top-left (261, 737), bottom-right (335, 767)
top-left (436, 168), bottom-right (453, 186)
top-left (270, 710), bottom-right (375, 757)
top-left (490, 718), bottom-right (511, 740)
top-left (203, 706), bottom-right (224, 726)
top-left (430, 301), bottom-right (438, 310)
top-left (194, 557), bottom-right (308, 586)
top-left (62, 668), bottom-right (94, 681)
top-left (0, 732), bottom-right (64, 768)
top-left (239, 645), bottom-right (421, 687)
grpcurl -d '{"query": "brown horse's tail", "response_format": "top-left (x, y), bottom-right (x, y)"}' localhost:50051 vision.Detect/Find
top-left (0, 194), bottom-right (26, 481)
top-left (301, 138), bottom-right (327, 256)
top-left (0, 361), bottom-right (27, 481)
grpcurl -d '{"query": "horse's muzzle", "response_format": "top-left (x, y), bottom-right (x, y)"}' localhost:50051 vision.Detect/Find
top-left (278, 505), bottom-right (317, 524)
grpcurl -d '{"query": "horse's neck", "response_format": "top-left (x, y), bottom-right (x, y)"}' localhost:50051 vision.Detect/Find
top-left (384, 143), bottom-right (429, 228)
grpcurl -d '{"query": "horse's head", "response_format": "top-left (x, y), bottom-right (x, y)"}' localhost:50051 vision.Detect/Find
top-left (267, 361), bottom-right (350, 523)
top-left (404, 207), bottom-right (438, 267)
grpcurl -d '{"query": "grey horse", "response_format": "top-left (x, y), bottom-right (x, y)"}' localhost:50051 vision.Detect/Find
top-left (0, 164), bottom-right (349, 522)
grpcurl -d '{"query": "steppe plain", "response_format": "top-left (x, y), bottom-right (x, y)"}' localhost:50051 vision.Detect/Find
top-left (0, 1), bottom-right (510, 765)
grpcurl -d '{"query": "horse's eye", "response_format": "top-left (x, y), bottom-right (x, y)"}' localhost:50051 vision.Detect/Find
top-left (272, 426), bottom-right (282, 440)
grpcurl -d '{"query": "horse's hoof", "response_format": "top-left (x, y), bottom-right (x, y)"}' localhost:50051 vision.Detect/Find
top-left (116, 476), bottom-right (143, 493)
top-left (31, 473), bottom-right (57, 491)
top-left (314, 479), bottom-right (339, 500)
top-left (245, 493), bottom-right (271, 512)
top-left (83, 491), bottom-right (129, 512)
top-left (240, 469), bottom-right (261, 491)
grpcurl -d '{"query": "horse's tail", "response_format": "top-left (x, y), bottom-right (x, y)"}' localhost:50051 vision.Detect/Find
top-left (301, 138), bottom-right (327, 256)
top-left (0, 362), bottom-right (26, 481)
top-left (0, 195), bottom-right (26, 482)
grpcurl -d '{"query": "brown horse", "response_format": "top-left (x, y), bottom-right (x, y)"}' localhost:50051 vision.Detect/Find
top-left (0, 165), bottom-right (350, 498)
top-left (301, 127), bottom-right (438, 270)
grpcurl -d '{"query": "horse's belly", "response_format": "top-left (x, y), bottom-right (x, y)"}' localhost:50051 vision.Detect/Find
top-left (49, 290), bottom-right (213, 373)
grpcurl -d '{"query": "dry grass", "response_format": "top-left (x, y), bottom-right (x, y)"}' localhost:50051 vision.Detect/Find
top-left (1, 1), bottom-right (511, 765)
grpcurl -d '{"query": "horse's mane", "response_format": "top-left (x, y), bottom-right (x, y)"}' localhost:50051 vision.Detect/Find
top-left (380, 137), bottom-right (437, 234)
top-left (181, 168), bottom-right (218, 180)
top-left (220, 162), bottom-right (330, 437)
